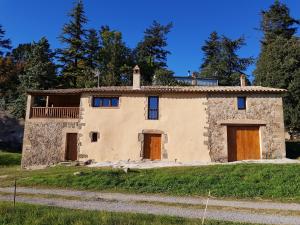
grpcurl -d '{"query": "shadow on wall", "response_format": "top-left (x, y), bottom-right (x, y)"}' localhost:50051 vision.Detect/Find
top-left (286, 141), bottom-right (300, 159)
top-left (0, 110), bottom-right (24, 152)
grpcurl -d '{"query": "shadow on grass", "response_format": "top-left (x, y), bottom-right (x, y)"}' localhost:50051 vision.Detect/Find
top-left (0, 150), bottom-right (21, 166)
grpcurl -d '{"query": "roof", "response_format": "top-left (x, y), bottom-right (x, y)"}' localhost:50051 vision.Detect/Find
top-left (27, 86), bottom-right (287, 95)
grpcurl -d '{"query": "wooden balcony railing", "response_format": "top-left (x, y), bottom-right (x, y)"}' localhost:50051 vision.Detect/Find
top-left (30, 107), bottom-right (79, 119)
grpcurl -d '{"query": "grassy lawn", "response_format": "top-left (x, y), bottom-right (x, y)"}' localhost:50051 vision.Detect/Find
top-left (0, 201), bottom-right (260, 225)
top-left (0, 151), bottom-right (21, 167)
top-left (1, 163), bottom-right (300, 202)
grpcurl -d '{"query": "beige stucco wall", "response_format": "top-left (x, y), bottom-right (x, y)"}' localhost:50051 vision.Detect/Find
top-left (78, 93), bottom-right (210, 163)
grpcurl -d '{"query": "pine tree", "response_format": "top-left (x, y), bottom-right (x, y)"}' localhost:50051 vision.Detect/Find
top-left (200, 32), bottom-right (253, 85)
top-left (200, 31), bottom-right (222, 79)
top-left (261, 0), bottom-right (299, 44)
top-left (58, 0), bottom-right (88, 87)
top-left (135, 21), bottom-right (173, 84)
top-left (85, 29), bottom-right (99, 69)
top-left (77, 29), bottom-right (100, 87)
top-left (0, 24), bottom-right (11, 56)
top-left (254, 1), bottom-right (300, 134)
top-left (98, 26), bottom-right (133, 86)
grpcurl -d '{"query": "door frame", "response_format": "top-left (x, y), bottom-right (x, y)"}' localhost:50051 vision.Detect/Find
top-left (65, 133), bottom-right (78, 161)
top-left (143, 133), bottom-right (162, 160)
top-left (226, 124), bottom-right (262, 161)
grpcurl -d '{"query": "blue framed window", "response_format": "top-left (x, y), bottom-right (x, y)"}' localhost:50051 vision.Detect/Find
top-left (92, 97), bottom-right (119, 107)
top-left (148, 96), bottom-right (159, 120)
top-left (237, 97), bottom-right (246, 110)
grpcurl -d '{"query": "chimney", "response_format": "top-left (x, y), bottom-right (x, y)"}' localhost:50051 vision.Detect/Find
top-left (191, 72), bottom-right (197, 86)
top-left (240, 74), bottom-right (246, 87)
top-left (133, 65), bottom-right (141, 89)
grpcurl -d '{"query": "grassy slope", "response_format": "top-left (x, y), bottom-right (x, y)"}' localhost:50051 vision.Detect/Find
top-left (0, 151), bottom-right (21, 166)
top-left (1, 163), bottom-right (300, 202)
top-left (0, 201), bottom-right (260, 225)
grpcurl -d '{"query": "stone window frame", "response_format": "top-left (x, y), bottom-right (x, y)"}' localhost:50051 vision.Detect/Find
top-left (138, 129), bottom-right (168, 160)
top-left (89, 131), bottom-right (100, 143)
top-left (237, 96), bottom-right (247, 110)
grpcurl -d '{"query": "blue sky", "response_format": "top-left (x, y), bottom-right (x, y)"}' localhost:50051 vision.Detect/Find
top-left (1, 0), bottom-right (300, 78)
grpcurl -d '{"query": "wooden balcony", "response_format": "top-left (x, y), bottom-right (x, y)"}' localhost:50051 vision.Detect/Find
top-left (30, 107), bottom-right (80, 119)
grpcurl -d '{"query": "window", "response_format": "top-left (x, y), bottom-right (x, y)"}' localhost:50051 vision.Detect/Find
top-left (91, 132), bottom-right (98, 142)
top-left (92, 97), bottom-right (119, 107)
top-left (148, 96), bottom-right (159, 120)
top-left (237, 97), bottom-right (246, 110)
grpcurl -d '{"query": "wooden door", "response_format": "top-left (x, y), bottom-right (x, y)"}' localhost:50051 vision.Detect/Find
top-left (144, 134), bottom-right (161, 160)
top-left (65, 133), bottom-right (78, 161)
top-left (227, 126), bottom-right (260, 162)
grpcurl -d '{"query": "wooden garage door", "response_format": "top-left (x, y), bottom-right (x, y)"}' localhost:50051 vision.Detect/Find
top-left (227, 126), bottom-right (260, 162)
top-left (144, 134), bottom-right (161, 160)
top-left (65, 133), bottom-right (78, 161)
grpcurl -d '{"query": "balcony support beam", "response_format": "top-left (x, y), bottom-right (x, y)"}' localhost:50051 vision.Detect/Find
top-left (46, 96), bottom-right (49, 107)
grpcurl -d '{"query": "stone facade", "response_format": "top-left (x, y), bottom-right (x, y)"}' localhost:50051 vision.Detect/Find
top-left (21, 120), bottom-right (79, 168)
top-left (206, 93), bottom-right (285, 162)
top-left (21, 86), bottom-right (286, 168)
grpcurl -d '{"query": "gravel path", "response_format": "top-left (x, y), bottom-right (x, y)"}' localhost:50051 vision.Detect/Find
top-left (1, 187), bottom-right (300, 211)
top-left (1, 194), bottom-right (300, 225)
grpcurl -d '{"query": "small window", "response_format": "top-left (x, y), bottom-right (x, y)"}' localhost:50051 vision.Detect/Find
top-left (237, 97), bottom-right (246, 110)
top-left (148, 96), bottom-right (159, 120)
top-left (91, 132), bottom-right (98, 142)
top-left (92, 97), bottom-right (119, 107)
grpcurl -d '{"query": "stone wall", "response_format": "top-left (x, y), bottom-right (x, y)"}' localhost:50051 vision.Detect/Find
top-left (206, 94), bottom-right (285, 162)
top-left (0, 110), bottom-right (24, 151)
top-left (21, 120), bottom-right (79, 168)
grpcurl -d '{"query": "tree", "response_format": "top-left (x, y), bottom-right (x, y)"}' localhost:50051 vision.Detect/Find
top-left (0, 24), bottom-right (11, 56)
top-left (10, 38), bottom-right (57, 118)
top-left (200, 32), bottom-right (222, 79)
top-left (135, 21), bottom-right (173, 84)
top-left (58, 0), bottom-right (88, 87)
top-left (152, 68), bottom-right (176, 86)
top-left (0, 57), bottom-right (23, 110)
top-left (98, 26), bottom-right (133, 86)
top-left (200, 32), bottom-right (253, 85)
top-left (260, 0), bottom-right (299, 44)
top-left (84, 29), bottom-right (100, 69)
top-left (254, 1), bottom-right (300, 134)
top-left (77, 29), bottom-right (100, 88)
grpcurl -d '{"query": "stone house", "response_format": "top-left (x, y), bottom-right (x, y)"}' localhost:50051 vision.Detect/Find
top-left (21, 66), bottom-right (286, 168)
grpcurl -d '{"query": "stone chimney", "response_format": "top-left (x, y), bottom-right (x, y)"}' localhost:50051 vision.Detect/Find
top-left (240, 74), bottom-right (246, 87)
top-left (133, 65), bottom-right (141, 89)
top-left (191, 72), bottom-right (197, 86)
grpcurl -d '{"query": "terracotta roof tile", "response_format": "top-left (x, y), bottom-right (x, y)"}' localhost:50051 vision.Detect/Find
top-left (27, 86), bottom-right (287, 95)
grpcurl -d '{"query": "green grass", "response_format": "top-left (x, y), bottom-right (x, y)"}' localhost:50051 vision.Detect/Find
top-left (0, 151), bottom-right (21, 166)
top-left (286, 141), bottom-right (300, 159)
top-left (1, 163), bottom-right (300, 202)
top-left (0, 201), bottom-right (260, 225)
